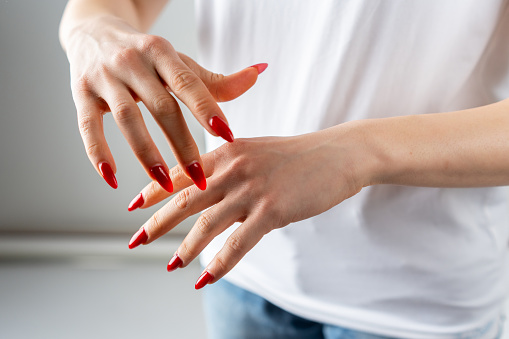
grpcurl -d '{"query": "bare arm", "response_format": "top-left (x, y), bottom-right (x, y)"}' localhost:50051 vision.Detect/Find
top-left (129, 98), bottom-right (509, 287)
top-left (362, 99), bottom-right (509, 188)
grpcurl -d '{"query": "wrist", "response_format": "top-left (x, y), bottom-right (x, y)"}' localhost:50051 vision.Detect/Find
top-left (326, 119), bottom-right (397, 189)
top-left (60, 14), bottom-right (139, 54)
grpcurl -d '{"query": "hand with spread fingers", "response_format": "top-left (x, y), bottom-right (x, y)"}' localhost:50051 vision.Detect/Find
top-left (127, 124), bottom-right (374, 289)
top-left (60, 2), bottom-right (266, 192)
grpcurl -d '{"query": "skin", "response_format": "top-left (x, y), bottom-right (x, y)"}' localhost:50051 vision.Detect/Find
top-left (61, 1), bottom-right (509, 286)
top-left (60, 0), bottom-right (260, 187)
top-left (137, 99), bottom-right (509, 285)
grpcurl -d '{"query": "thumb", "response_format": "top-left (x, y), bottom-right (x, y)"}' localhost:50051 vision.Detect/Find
top-left (177, 52), bottom-right (267, 102)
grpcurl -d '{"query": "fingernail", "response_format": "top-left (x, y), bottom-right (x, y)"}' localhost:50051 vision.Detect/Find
top-left (195, 271), bottom-right (214, 290)
top-left (150, 165), bottom-right (173, 193)
top-left (209, 116), bottom-right (234, 143)
top-left (99, 162), bottom-right (118, 189)
top-left (128, 227), bottom-right (148, 249)
top-left (186, 162), bottom-right (207, 190)
top-left (167, 253), bottom-right (183, 272)
top-left (250, 63), bottom-right (268, 75)
top-left (127, 193), bottom-right (144, 212)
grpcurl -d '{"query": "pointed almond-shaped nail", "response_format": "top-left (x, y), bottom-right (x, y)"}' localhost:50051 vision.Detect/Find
top-left (128, 227), bottom-right (148, 249)
top-left (250, 63), bottom-right (268, 75)
top-left (150, 165), bottom-right (173, 193)
top-left (186, 162), bottom-right (206, 190)
top-left (99, 162), bottom-right (118, 189)
top-left (167, 253), bottom-right (183, 272)
top-left (209, 116), bottom-right (234, 143)
top-left (127, 193), bottom-right (144, 212)
top-left (195, 271), bottom-right (214, 290)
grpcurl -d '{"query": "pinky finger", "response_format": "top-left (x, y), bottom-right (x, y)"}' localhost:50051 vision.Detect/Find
top-left (195, 216), bottom-right (268, 289)
top-left (75, 93), bottom-right (118, 189)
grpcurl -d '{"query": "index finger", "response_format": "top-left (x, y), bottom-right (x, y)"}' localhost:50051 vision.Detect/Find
top-left (155, 50), bottom-right (234, 143)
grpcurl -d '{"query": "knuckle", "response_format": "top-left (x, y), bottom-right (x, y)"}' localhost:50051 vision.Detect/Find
top-left (209, 72), bottom-right (225, 100)
top-left (260, 200), bottom-right (279, 221)
top-left (112, 101), bottom-right (136, 123)
top-left (110, 48), bottom-right (139, 68)
top-left (72, 76), bottom-right (91, 94)
top-left (169, 165), bottom-right (184, 180)
top-left (150, 211), bottom-right (164, 233)
top-left (139, 35), bottom-right (167, 54)
top-left (77, 115), bottom-right (94, 137)
top-left (195, 212), bottom-right (214, 236)
top-left (192, 98), bottom-right (214, 118)
top-left (258, 200), bottom-right (284, 229)
top-left (174, 188), bottom-right (191, 210)
top-left (226, 234), bottom-right (244, 254)
top-left (209, 72), bottom-right (225, 85)
top-left (152, 94), bottom-right (178, 118)
top-left (170, 69), bottom-right (197, 93)
top-left (227, 155), bottom-right (252, 182)
top-left (220, 138), bottom-right (248, 157)
top-left (85, 141), bottom-right (102, 158)
top-left (145, 181), bottom-right (160, 198)
top-left (179, 241), bottom-right (195, 260)
top-left (214, 255), bottom-right (229, 273)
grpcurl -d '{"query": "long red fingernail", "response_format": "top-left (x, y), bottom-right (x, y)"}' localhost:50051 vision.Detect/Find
top-left (150, 165), bottom-right (173, 193)
top-left (167, 253), bottom-right (183, 272)
top-left (128, 227), bottom-right (148, 249)
top-left (250, 63), bottom-right (268, 75)
top-left (195, 271), bottom-right (214, 290)
top-left (99, 162), bottom-right (118, 189)
top-left (209, 116), bottom-right (234, 143)
top-left (186, 162), bottom-right (206, 190)
top-left (127, 193), bottom-right (144, 212)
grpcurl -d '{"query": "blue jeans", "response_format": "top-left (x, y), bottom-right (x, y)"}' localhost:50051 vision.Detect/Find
top-left (202, 278), bottom-right (505, 339)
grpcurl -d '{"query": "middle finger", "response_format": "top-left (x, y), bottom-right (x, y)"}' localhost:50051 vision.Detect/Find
top-left (130, 74), bottom-right (206, 190)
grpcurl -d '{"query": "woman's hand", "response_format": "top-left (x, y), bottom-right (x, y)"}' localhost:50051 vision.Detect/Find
top-left (64, 15), bottom-right (264, 191)
top-left (127, 122), bottom-right (379, 288)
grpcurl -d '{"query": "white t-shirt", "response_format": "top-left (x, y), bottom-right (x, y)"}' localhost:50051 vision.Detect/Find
top-left (195, 1), bottom-right (509, 338)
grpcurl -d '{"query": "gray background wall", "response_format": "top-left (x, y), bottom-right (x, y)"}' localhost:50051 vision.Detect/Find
top-left (0, 0), bottom-right (201, 235)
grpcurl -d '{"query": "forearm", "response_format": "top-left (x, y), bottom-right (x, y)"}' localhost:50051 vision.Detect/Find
top-left (59, 0), bottom-right (168, 51)
top-left (348, 98), bottom-right (509, 188)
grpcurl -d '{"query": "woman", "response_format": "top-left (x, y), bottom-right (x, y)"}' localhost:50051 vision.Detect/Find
top-left (60, 1), bottom-right (509, 338)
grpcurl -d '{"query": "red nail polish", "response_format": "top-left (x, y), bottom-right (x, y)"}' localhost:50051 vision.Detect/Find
top-left (250, 63), bottom-right (268, 75)
top-left (99, 162), bottom-right (118, 189)
top-left (128, 227), bottom-right (148, 249)
top-left (186, 162), bottom-right (207, 190)
top-left (127, 193), bottom-right (144, 212)
top-left (195, 271), bottom-right (214, 290)
top-left (150, 165), bottom-right (173, 193)
top-left (209, 116), bottom-right (234, 143)
top-left (167, 253), bottom-right (183, 272)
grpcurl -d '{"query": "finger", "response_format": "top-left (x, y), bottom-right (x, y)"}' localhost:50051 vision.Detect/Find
top-left (131, 177), bottom-right (223, 248)
top-left (73, 87), bottom-right (118, 189)
top-left (130, 75), bottom-right (206, 190)
top-left (154, 48), bottom-right (235, 143)
top-left (101, 83), bottom-right (173, 193)
top-left (195, 215), bottom-right (268, 289)
top-left (128, 151), bottom-right (216, 211)
top-left (168, 195), bottom-right (244, 271)
top-left (178, 52), bottom-right (266, 102)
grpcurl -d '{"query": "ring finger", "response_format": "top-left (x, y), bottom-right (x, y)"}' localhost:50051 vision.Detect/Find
top-left (130, 75), bottom-right (206, 190)
top-left (101, 81), bottom-right (173, 192)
